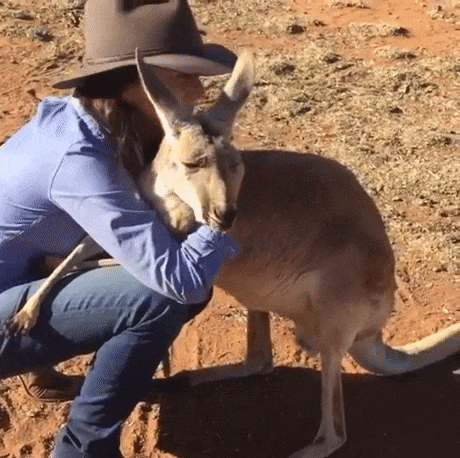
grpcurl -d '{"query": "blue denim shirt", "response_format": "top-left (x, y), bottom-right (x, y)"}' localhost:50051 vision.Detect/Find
top-left (0, 97), bottom-right (240, 302)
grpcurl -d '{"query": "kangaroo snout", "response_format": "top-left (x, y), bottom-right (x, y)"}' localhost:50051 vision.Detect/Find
top-left (208, 206), bottom-right (237, 231)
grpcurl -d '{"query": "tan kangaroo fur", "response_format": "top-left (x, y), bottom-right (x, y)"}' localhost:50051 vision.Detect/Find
top-left (9, 50), bottom-right (460, 458)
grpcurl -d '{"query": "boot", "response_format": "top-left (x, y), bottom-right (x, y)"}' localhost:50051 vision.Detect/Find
top-left (18, 367), bottom-right (84, 402)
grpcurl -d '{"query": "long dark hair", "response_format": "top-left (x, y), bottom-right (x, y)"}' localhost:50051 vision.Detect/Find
top-left (73, 66), bottom-right (156, 178)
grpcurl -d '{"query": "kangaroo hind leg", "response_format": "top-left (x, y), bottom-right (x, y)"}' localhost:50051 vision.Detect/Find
top-left (289, 347), bottom-right (346, 458)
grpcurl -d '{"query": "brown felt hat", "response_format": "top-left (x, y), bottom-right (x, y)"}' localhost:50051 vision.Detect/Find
top-left (54, 0), bottom-right (237, 89)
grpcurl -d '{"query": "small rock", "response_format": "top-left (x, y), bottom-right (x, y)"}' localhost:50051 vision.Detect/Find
top-left (323, 52), bottom-right (340, 64)
top-left (433, 264), bottom-right (448, 273)
top-left (15, 11), bottom-right (34, 20)
top-left (271, 61), bottom-right (296, 76)
top-left (286, 23), bottom-right (305, 34)
top-left (311, 18), bottom-right (326, 27)
top-left (291, 103), bottom-right (312, 116)
top-left (34, 29), bottom-right (54, 42)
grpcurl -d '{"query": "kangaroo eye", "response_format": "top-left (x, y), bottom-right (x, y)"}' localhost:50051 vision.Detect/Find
top-left (183, 156), bottom-right (208, 169)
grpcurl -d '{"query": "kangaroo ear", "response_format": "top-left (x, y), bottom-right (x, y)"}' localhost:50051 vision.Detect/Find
top-left (135, 48), bottom-right (188, 140)
top-left (201, 50), bottom-right (255, 138)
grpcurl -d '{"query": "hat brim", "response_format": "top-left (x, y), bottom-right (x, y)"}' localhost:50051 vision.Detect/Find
top-left (53, 44), bottom-right (237, 89)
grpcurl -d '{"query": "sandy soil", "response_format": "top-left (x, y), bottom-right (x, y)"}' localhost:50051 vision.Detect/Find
top-left (0, 0), bottom-right (459, 457)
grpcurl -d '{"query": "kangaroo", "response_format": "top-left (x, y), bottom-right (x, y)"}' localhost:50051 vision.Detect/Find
top-left (9, 50), bottom-right (460, 458)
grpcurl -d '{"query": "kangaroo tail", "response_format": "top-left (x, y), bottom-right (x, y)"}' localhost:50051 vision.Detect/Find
top-left (349, 323), bottom-right (460, 375)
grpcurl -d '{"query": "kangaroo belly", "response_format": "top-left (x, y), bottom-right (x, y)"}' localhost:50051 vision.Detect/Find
top-left (216, 241), bottom-right (396, 350)
top-left (216, 261), bottom-right (309, 317)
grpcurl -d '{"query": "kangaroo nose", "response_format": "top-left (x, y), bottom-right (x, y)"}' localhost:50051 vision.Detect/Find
top-left (213, 207), bottom-right (237, 230)
top-left (223, 208), bottom-right (237, 229)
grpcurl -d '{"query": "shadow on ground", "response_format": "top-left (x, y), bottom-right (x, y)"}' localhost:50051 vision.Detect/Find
top-left (152, 356), bottom-right (460, 458)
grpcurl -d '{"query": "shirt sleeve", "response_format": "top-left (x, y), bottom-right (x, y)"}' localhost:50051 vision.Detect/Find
top-left (49, 140), bottom-right (241, 304)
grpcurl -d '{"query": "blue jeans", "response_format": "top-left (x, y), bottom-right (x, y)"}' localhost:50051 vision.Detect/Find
top-left (0, 266), bottom-right (208, 458)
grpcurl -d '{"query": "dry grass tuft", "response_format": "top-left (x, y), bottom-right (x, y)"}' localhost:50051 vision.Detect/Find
top-left (326, 0), bottom-right (370, 8)
top-left (348, 22), bottom-right (409, 39)
top-left (375, 46), bottom-right (416, 60)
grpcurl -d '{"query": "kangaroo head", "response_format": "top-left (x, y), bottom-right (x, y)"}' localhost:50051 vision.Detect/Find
top-left (135, 49), bottom-right (254, 234)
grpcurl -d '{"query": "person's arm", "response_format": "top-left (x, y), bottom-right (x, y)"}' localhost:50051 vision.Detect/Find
top-left (49, 141), bottom-right (241, 304)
